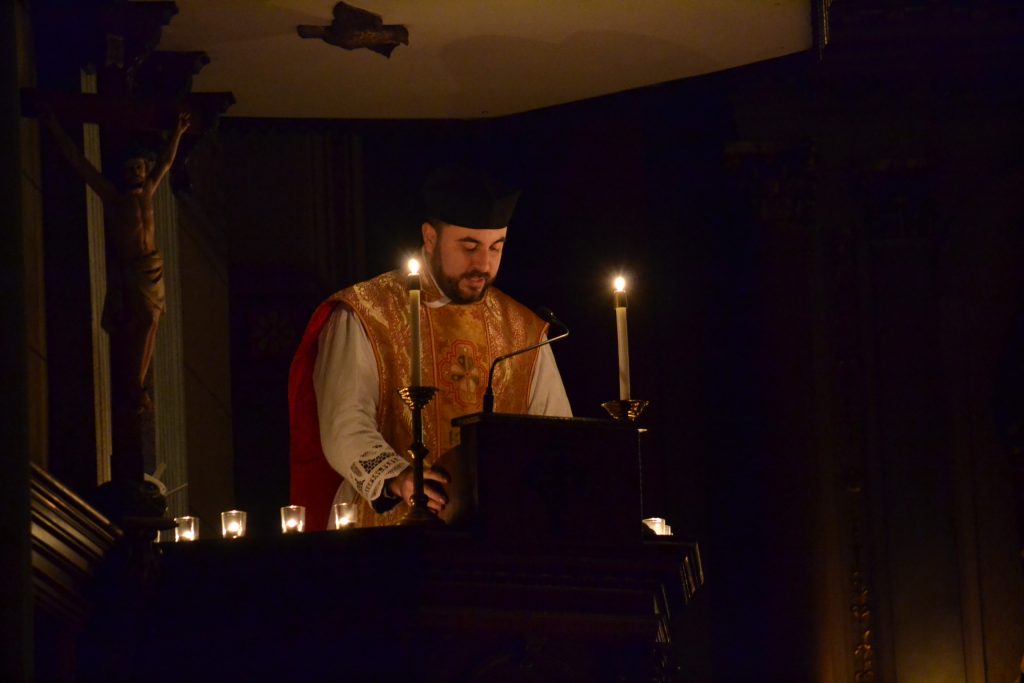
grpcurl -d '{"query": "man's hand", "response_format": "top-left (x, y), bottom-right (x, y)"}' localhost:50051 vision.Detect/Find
top-left (176, 111), bottom-right (191, 134)
top-left (386, 466), bottom-right (450, 513)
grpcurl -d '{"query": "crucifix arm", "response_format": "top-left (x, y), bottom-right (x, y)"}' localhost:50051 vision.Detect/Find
top-left (43, 112), bottom-right (119, 204)
top-left (149, 111), bottom-right (191, 188)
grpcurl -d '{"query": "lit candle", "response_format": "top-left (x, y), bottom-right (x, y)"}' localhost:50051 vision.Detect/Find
top-left (280, 505), bottom-right (306, 534)
top-left (174, 515), bottom-right (199, 542)
top-left (220, 510), bottom-right (247, 539)
top-left (408, 258), bottom-right (422, 386)
top-left (613, 276), bottom-right (630, 400)
top-left (643, 517), bottom-right (666, 535)
top-left (332, 502), bottom-right (359, 530)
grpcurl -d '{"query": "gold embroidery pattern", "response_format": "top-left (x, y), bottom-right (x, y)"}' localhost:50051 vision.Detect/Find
top-left (438, 339), bottom-right (484, 408)
top-left (334, 271), bottom-right (547, 527)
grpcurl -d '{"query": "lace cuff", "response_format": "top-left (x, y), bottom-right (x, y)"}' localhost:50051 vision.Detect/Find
top-left (348, 445), bottom-right (409, 502)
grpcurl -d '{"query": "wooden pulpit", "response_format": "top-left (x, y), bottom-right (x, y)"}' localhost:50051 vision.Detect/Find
top-left (440, 412), bottom-right (645, 546)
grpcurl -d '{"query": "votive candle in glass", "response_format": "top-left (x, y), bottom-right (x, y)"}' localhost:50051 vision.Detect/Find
top-left (221, 510), bottom-right (247, 539)
top-left (280, 505), bottom-right (306, 534)
top-left (331, 502), bottom-right (359, 530)
top-left (642, 517), bottom-right (666, 536)
top-left (174, 515), bottom-right (199, 542)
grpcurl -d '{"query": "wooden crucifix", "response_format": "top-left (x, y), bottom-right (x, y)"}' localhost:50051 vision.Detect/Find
top-left (41, 104), bottom-right (190, 415)
top-left (24, 80), bottom-right (232, 487)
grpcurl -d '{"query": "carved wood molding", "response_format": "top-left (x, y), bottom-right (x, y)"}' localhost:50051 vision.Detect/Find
top-left (22, 88), bottom-right (234, 132)
top-left (421, 540), bottom-right (703, 646)
top-left (24, 1), bottom-right (236, 191)
top-left (825, 159), bottom-right (882, 683)
top-left (31, 1), bottom-right (178, 77)
top-left (30, 464), bottom-right (122, 625)
top-left (98, 1), bottom-right (179, 80)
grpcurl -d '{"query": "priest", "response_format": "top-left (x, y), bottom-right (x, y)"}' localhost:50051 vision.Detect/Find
top-left (289, 164), bottom-right (572, 530)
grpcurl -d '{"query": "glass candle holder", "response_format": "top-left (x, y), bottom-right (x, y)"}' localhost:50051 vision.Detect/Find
top-left (331, 502), bottom-right (359, 530)
top-left (642, 517), bottom-right (667, 536)
top-left (280, 505), bottom-right (306, 534)
top-left (221, 510), bottom-right (247, 539)
top-left (174, 515), bottom-right (199, 542)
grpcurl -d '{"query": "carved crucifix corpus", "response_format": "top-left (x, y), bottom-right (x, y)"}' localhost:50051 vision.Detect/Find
top-left (43, 108), bottom-right (190, 413)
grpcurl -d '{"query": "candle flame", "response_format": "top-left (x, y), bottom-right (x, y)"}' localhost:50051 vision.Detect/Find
top-left (614, 276), bottom-right (626, 292)
top-left (227, 521), bottom-right (240, 533)
top-left (286, 518), bottom-right (298, 528)
top-left (408, 258), bottom-right (421, 275)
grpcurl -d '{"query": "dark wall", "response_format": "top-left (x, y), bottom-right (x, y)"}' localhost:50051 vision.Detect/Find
top-left (3, 1), bottom-right (32, 679)
top-left (33, 16), bottom-right (98, 493)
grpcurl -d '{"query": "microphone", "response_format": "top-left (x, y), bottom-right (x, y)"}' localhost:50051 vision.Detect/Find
top-left (482, 307), bottom-right (570, 413)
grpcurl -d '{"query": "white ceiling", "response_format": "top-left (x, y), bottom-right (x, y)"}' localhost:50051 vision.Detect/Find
top-left (160, 0), bottom-right (812, 120)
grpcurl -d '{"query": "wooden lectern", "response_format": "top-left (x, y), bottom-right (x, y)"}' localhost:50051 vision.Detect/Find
top-left (441, 413), bottom-right (645, 546)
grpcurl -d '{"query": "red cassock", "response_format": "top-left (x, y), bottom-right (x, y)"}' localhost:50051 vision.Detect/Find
top-left (287, 300), bottom-right (343, 532)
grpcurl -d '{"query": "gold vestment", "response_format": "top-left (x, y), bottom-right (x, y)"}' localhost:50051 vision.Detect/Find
top-left (332, 270), bottom-right (547, 525)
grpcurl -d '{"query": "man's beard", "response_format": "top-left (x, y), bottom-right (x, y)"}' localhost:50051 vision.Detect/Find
top-left (429, 249), bottom-right (493, 304)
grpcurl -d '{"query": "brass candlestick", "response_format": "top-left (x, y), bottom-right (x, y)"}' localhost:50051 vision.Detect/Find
top-left (397, 385), bottom-right (444, 526)
top-left (601, 399), bottom-right (649, 423)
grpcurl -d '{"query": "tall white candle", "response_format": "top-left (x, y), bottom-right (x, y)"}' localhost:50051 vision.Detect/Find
top-left (408, 259), bottom-right (422, 386)
top-left (614, 276), bottom-right (630, 400)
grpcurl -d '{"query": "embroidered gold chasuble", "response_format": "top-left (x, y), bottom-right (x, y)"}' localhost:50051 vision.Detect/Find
top-left (331, 270), bottom-right (547, 526)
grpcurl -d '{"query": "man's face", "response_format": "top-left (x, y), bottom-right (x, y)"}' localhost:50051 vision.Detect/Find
top-left (122, 158), bottom-right (148, 189)
top-left (422, 222), bottom-right (507, 304)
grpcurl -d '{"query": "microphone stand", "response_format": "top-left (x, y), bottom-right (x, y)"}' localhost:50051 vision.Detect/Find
top-left (483, 308), bottom-right (569, 413)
